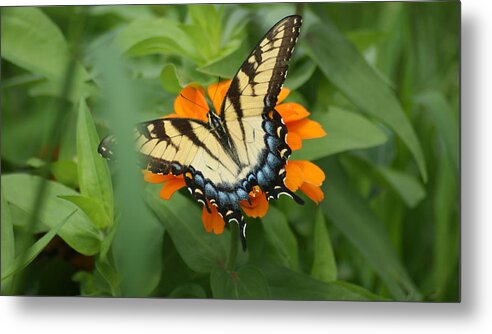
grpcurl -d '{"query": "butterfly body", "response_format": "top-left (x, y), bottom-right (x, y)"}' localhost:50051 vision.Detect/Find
top-left (99, 15), bottom-right (304, 250)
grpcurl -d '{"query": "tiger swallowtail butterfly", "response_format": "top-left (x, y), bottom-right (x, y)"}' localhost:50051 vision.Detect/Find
top-left (99, 15), bottom-right (304, 250)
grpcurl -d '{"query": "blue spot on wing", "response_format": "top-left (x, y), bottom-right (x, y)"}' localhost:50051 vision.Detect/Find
top-left (218, 191), bottom-right (229, 207)
top-left (236, 188), bottom-right (248, 201)
top-left (266, 135), bottom-right (281, 151)
top-left (205, 182), bottom-right (217, 200)
top-left (263, 121), bottom-right (276, 136)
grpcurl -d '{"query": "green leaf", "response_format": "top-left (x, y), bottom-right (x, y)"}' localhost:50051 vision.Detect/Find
top-left (346, 30), bottom-right (389, 53)
top-left (262, 206), bottom-right (299, 271)
top-left (1, 7), bottom-right (89, 82)
top-left (433, 153), bottom-right (458, 300)
top-left (76, 99), bottom-right (114, 223)
top-left (378, 167), bottom-right (426, 208)
top-left (319, 157), bottom-right (421, 300)
top-left (94, 259), bottom-right (121, 296)
top-left (311, 210), bottom-right (337, 282)
top-left (185, 5), bottom-right (244, 65)
top-left (284, 55), bottom-right (317, 90)
top-left (2, 174), bottom-right (101, 255)
top-left (305, 18), bottom-right (427, 181)
top-left (196, 41), bottom-right (250, 78)
top-left (1, 99), bottom-right (59, 166)
top-left (258, 263), bottom-right (385, 301)
top-left (93, 45), bottom-right (165, 297)
top-left (145, 186), bottom-right (229, 273)
top-left (28, 80), bottom-right (98, 103)
top-left (211, 265), bottom-right (270, 299)
top-left (342, 155), bottom-right (426, 208)
top-left (187, 5), bottom-right (222, 53)
top-left (88, 5), bottom-right (156, 20)
top-left (293, 107), bottom-right (387, 161)
top-left (160, 64), bottom-right (191, 94)
top-left (115, 18), bottom-right (197, 61)
top-left (72, 271), bottom-right (107, 297)
top-left (1, 186), bottom-right (15, 294)
top-left (415, 91), bottom-right (459, 175)
top-left (169, 283), bottom-right (208, 299)
top-left (50, 160), bottom-right (79, 189)
top-left (1, 210), bottom-right (76, 281)
top-left (59, 195), bottom-right (111, 229)
top-left (112, 211), bottom-right (165, 297)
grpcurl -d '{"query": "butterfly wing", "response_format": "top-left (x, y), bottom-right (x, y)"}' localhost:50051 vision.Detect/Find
top-left (220, 14), bottom-right (302, 121)
top-left (99, 116), bottom-right (246, 202)
top-left (99, 117), bottom-right (228, 175)
top-left (187, 16), bottom-right (304, 248)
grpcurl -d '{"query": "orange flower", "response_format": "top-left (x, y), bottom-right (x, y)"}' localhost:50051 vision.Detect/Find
top-left (142, 170), bottom-right (186, 200)
top-left (239, 186), bottom-right (269, 218)
top-left (201, 203), bottom-right (225, 235)
top-left (144, 81), bottom-right (326, 236)
top-left (168, 84), bottom-right (209, 121)
top-left (201, 185), bottom-right (270, 234)
top-left (285, 160), bottom-right (325, 204)
top-left (275, 90), bottom-right (326, 151)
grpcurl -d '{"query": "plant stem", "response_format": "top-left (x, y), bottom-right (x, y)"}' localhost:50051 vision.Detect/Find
top-left (226, 223), bottom-right (239, 271)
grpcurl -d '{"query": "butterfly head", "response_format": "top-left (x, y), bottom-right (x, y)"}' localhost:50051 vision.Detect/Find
top-left (98, 135), bottom-right (116, 160)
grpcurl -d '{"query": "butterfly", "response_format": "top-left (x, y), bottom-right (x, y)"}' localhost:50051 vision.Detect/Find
top-left (99, 15), bottom-right (304, 250)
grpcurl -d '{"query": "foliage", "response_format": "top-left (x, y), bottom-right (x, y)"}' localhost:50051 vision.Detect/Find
top-left (1, 3), bottom-right (459, 301)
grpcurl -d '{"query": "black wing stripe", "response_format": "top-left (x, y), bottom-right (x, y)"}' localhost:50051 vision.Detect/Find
top-left (220, 15), bottom-right (302, 120)
top-left (173, 118), bottom-right (221, 163)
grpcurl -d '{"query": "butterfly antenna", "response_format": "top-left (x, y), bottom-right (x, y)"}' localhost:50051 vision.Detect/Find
top-left (211, 76), bottom-right (222, 112)
top-left (179, 93), bottom-right (209, 112)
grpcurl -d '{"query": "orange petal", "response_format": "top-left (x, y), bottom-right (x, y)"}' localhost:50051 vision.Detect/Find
top-left (240, 192), bottom-right (269, 218)
top-left (276, 102), bottom-right (310, 123)
top-left (173, 84), bottom-right (209, 121)
top-left (292, 160), bottom-right (325, 186)
top-left (284, 161), bottom-right (304, 192)
top-left (277, 87), bottom-right (290, 104)
top-left (286, 131), bottom-right (302, 151)
top-left (287, 119), bottom-right (326, 140)
top-left (142, 170), bottom-right (175, 184)
top-left (300, 182), bottom-right (324, 204)
top-left (207, 80), bottom-right (231, 114)
top-left (201, 204), bottom-right (225, 235)
top-left (159, 176), bottom-right (186, 200)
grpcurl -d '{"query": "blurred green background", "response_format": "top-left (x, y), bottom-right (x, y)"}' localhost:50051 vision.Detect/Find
top-left (1, 2), bottom-right (459, 301)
